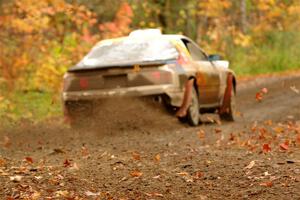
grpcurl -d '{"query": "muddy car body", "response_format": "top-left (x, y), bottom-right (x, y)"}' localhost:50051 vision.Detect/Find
top-left (62, 29), bottom-right (236, 126)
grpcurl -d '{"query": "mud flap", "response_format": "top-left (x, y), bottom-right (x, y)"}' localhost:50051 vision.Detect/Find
top-left (176, 78), bottom-right (195, 118)
top-left (219, 74), bottom-right (233, 114)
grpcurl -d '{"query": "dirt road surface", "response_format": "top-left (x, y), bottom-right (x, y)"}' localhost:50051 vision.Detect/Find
top-left (1, 75), bottom-right (300, 199)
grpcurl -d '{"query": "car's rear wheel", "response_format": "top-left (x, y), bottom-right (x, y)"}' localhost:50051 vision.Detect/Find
top-left (186, 87), bottom-right (200, 126)
top-left (177, 87), bottom-right (200, 126)
top-left (219, 89), bottom-right (235, 121)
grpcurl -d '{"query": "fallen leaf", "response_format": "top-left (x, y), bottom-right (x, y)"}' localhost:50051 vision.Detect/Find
top-left (255, 92), bottom-right (263, 102)
top-left (229, 133), bottom-right (235, 141)
top-left (34, 176), bottom-right (42, 180)
top-left (31, 191), bottom-right (41, 200)
top-left (273, 126), bottom-right (284, 134)
top-left (132, 151), bottom-right (141, 160)
top-left (261, 87), bottom-right (268, 94)
top-left (260, 181), bottom-right (273, 187)
top-left (10, 175), bottom-right (23, 182)
top-left (264, 120), bottom-right (273, 126)
top-left (145, 192), bottom-right (164, 197)
top-left (194, 171), bottom-right (204, 179)
top-left (154, 154), bottom-right (161, 163)
top-left (25, 157), bottom-right (33, 164)
top-left (130, 170), bottom-right (143, 177)
top-left (244, 160), bottom-right (256, 170)
top-left (214, 128), bottom-right (222, 133)
top-left (215, 119), bottom-right (222, 125)
top-left (152, 175), bottom-right (161, 179)
top-left (176, 172), bottom-right (189, 176)
top-left (63, 159), bottom-right (71, 167)
top-left (264, 171), bottom-right (271, 176)
top-left (0, 158), bottom-right (6, 167)
top-left (206, 116), bottom-right (215, 123)
top-left (290, 86), bottom-right (299, 94)
top-left (251, 121), bottom-right (258, 132)
top-left (279, 141), bottom-right (289, 150)
top-left (198, 129), bottom-right (206, 140)
top-left (69, 162), bottom-right (79, 171)
top-left (55, 190), bottom-right (69, 197)
top-left (85, 191), bottom-right (100, 196)
top-left (81, 146), bottom-right (90, 158)
top-left (296, 134), bottom-right (300, 144)
top-left (263, 144), bottom-right (271, 153)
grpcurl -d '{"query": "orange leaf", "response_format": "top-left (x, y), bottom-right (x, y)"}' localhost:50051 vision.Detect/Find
top-left (130, 170), bottom-right (143, 177)
top-left (280, 143), bottom-right (288, 150)
top-left (132, 152), bottom-right (141, 160)
top-left (176, 172), bottom-right (189, 176)
top-left (229, 133), bottom-right (235, 141)
top-left (154, 154), bottom-right (161, 163)
top-left (264, 120), bottom-right (273, 126)
top-left (260, 181), bottom-right (273, 187)
top-left (261, 88), bottom-right (268, 94)
top-left (194, 171), bottom-right (204, 179)
top-left (273, 127), bottom-right (284, 134)
top-left (25, 157), bottom-right (33, 164)
top-left (0, 158), bottom-right (6, 167)
top-left (296, 134), bottom-right (300, 144)
top-left (145, 192), bottom-right (164, 197)
top-left (279, 140), bottom-right (289, 150)
top-left (198, 129), bottom-right (206, 140)
top-left (63, 159), bottom-right (71, 167)
top-left (263, 143), bottom-right (271, 153)
top-left (256, 92), bottom-right (263, 102)
top-left (215, 128), bottom-right (222, 133)
top-left (81, 146), bottom-right (90, 158)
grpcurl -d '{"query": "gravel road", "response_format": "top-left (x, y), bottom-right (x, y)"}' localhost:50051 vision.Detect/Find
top-left (1, 74), bottom-right (300, 199)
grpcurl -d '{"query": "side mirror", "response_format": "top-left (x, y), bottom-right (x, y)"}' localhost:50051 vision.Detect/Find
top-left (208, 54), bottom-right (222, 61)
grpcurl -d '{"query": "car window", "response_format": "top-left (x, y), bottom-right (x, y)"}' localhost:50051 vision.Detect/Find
top-left (80, 38), bottom-right (179, 67)
top-left (182, 39), bottom-right (207, 61)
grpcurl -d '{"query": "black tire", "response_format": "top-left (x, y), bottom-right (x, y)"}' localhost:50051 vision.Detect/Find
top-left (186, 87), bottom-right (200, 126)
top-left (219, 89), bottom-right (235, 121)
top-left (161, 95), bottom-right (176, 114)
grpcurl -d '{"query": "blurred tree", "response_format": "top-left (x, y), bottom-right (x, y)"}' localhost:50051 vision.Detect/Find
top-left (0, 0), bottom-right (98, 91)
top-left (1, 0), bottom-right (300, 92)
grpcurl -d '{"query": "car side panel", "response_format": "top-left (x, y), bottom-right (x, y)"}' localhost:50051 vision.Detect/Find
top-left (194, 61), bottom-right (221, 105)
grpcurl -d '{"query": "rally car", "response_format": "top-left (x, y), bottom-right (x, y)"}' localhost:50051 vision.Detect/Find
top-left (62, 29), bottom-right (236, 126)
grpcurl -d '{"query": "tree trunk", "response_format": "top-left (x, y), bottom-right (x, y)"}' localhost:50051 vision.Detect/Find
top-left (240, 0), bottom-right (247, 33)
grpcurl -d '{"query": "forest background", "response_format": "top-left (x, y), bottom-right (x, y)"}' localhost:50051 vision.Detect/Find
top-left (0, 0), bottom-right (300, 123)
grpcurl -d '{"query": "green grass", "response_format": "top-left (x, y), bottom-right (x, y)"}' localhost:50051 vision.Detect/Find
top-left (229, 31), bottom-right (300, 75)
top-left (0, 90), bottom-right (62, 126)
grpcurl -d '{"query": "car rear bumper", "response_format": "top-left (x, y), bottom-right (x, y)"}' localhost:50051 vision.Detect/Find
top-left (62, 84), bottom-right (180, 101)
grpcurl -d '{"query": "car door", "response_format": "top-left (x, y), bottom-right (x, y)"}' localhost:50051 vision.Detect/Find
top-left (182, 39), bottom-right (220, 105)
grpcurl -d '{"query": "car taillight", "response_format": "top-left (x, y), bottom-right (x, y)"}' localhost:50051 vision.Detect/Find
top-left (151, 71), bottom-right (161, 80)
top-left (151, 71), bottom-right (172, 83)
top-left (79, 78), bottom-right (89, 89)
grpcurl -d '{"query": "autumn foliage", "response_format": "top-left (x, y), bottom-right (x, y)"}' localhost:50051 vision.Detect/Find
top-left (1, 0), bottom-right (300, 92)
top-left (0, 0), bottom-right (99, 91)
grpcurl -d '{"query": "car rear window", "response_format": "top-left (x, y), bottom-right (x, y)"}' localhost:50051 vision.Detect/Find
top-left (81, 38), bottom-right (179, 67)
